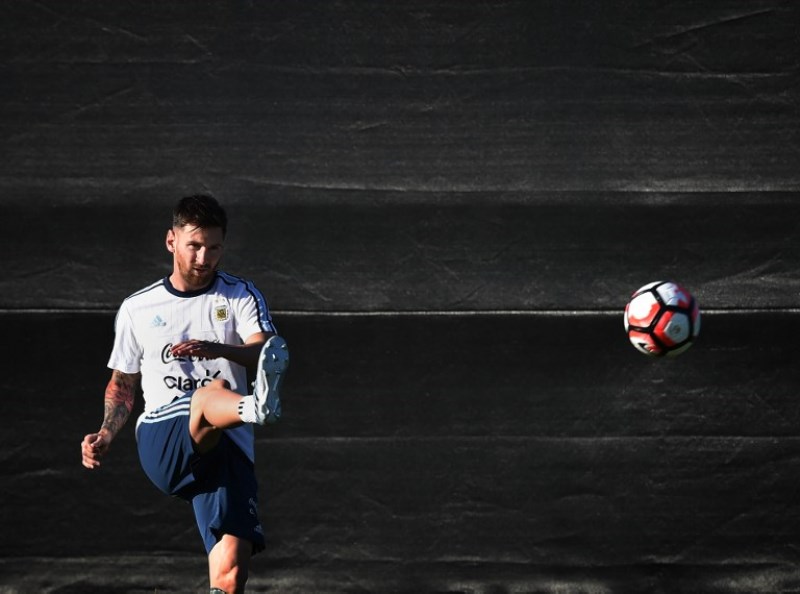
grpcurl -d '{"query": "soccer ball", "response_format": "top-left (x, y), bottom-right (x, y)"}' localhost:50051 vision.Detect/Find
top-left (624, 281), bottom-right (701, 357)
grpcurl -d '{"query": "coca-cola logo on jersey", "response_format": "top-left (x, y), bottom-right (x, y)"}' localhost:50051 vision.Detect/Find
top-left (161, 343), bottom-right (213, 364)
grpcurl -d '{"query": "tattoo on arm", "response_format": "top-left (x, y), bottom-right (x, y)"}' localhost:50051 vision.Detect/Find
top-left (101, 370), bottom-right (139, 438)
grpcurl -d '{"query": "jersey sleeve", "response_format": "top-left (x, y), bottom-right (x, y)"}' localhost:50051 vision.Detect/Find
top-left (106, 301), bottom-right (143, 374)
top-left (235, 279), bottom-right (276, 341)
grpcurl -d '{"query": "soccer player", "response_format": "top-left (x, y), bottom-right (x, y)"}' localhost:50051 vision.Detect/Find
top-left (81, 194), bottom-right (289, 594)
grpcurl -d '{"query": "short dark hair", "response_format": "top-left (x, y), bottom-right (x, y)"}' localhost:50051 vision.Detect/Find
top-left (172, 194), bottom-right (228, 237)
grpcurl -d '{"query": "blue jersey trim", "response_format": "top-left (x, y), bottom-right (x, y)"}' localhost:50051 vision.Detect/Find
top-left (126, 279), bottom-right (163, 300)
top-left (217, 271), bottom-right (274, 334)
top-left (141, 397), bottom-right (192, 423)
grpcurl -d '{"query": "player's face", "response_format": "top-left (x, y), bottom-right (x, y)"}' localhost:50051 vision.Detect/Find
top-left (166, 225), bottom-right (224, 291)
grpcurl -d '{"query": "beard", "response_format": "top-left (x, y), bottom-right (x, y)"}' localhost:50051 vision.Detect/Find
top-left (177, 261), bottom-right (217, 289)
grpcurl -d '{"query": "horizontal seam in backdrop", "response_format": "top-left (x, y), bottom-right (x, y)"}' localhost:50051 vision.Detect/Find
top-left (1, 308), bottom-right (799, 316)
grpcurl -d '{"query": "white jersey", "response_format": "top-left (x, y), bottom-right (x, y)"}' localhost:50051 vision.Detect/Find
top-left (108, 271), bottom-right (276, 461)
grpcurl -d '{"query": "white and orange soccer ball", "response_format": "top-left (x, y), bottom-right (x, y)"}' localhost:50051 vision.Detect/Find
top-left (624, 281), bottom-right (701, 357)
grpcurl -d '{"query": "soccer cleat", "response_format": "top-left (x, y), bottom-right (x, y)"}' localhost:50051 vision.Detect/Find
top-left (253, 335), bottom-right (289, 424)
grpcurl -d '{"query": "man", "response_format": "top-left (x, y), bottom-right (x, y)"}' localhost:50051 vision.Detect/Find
top-left (81, 194), bottom-right (289, 594)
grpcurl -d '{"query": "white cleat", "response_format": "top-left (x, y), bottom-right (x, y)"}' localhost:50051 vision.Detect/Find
top-left (253, 335), bottom-right (289, 424)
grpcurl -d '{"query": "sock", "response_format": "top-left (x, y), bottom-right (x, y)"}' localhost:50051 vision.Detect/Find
top-left (238, 395), bottom-right (258, 423)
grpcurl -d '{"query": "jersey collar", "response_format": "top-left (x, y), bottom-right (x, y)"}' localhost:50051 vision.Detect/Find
top-left (163, 273), bottom-right (218, 298)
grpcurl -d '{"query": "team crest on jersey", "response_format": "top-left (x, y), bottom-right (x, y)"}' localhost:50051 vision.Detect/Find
top-left (214, 304), bottom-right (230, 322)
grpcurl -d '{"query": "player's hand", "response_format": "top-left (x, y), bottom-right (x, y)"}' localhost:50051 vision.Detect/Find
top-left (170, 339), bottom-right (224, 360)
top-left (81, 431), bottom-right (111, 469)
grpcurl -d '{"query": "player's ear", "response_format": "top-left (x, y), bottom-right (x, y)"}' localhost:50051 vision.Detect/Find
top-left (166, 228), bottom-right (176, 253)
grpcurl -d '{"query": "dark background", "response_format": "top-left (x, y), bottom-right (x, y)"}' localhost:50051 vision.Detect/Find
top-left (1, 1), bottom-right (799, 592)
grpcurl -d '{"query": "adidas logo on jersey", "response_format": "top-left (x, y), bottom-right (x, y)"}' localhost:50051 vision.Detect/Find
top-left (150, 315), bottom-right (167, 328)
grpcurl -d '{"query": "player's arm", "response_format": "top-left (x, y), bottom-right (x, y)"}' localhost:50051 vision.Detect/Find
top-left (101, 369), bottom-right (139, 437)
top-left (170, 332), bottom-right (271, 372)
top-left (81, 369), bottom-right (140, 470)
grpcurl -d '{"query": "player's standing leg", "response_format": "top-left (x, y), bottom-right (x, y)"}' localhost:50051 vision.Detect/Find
top-left (186, 336), bottom-right (289, 593)
top-left (208, 534), bottom-right (252, 593)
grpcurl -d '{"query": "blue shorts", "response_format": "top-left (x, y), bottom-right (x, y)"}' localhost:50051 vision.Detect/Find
top-left (136, 395), bottom-right (265, 555)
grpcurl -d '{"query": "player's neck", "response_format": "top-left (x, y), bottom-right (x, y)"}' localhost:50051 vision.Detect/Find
top-left (168, 271), bottom-right (215, 293)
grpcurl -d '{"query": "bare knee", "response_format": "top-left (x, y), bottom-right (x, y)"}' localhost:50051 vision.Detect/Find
top-left (209, 535), bottom-right (251, 594)
top-left (199, 378), bottom-right (232, 392)
top-left (190, 378), bottom-right (233, 419)
top-left (210, 559), bottom-right (247, 593)
top-left (210, 566), bottom-right (246, 594)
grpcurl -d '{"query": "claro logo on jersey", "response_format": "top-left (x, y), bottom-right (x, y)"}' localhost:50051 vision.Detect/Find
top-left (161, 342), bottom-right (224, 391)
top-left (165, 368), bottom-right (222, 391)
